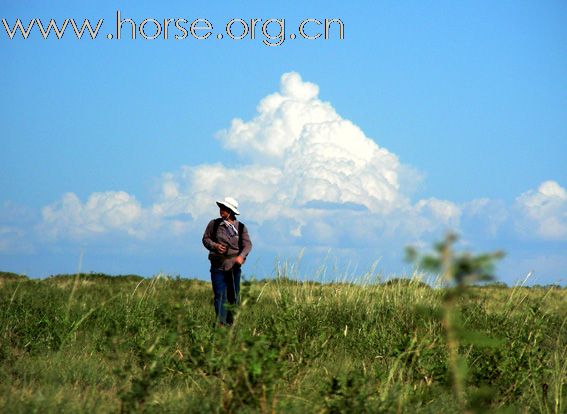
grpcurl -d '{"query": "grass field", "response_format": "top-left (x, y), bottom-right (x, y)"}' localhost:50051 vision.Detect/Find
top-left (0, 270), bottom-right (565, 413)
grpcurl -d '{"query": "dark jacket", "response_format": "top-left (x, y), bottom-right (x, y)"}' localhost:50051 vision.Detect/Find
top-left (202, 219), bottom-right (252, 271)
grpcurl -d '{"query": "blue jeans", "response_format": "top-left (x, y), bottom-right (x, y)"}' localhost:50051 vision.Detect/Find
top-left (210, 266), bottom-right (241, 325)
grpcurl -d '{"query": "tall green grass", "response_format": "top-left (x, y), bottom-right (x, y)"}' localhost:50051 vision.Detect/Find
top-left (0, 271), bottom-right (565, 413)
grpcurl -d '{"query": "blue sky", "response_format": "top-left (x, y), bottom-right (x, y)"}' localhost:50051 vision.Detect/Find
top-left (1, 1), bottom-right (566, 285)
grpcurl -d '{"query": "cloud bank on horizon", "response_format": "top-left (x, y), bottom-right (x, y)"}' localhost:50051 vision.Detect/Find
top-left (1, 72), bottom-right (566, 280)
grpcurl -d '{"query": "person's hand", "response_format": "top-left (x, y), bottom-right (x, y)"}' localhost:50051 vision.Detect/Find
top-left (216, 243), bottom-right (227, 254)
top-left (235, 255), bottom-right (245, 265)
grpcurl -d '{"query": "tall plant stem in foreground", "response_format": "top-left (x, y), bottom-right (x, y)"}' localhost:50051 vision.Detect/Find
top-left (440, 234), bottom-right (466, 410)
top-left (406, 232), bottom-right (504, 412)
top-left (443, 292), bottom-right (465, 410)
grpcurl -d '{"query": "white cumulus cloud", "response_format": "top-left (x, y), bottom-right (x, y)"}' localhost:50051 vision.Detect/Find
top-left (40, 191), bottom-right (148, 240)
top-left (143, 72), bottom-right (459, 248)
top-left (515, 180), bottom-right (567, 240)
top-left (210, 72), bottom-right (416, 217)
top-left (217, 72), bottom-right (339, 163)
top-left (36, 72), bottom-right (482, 249)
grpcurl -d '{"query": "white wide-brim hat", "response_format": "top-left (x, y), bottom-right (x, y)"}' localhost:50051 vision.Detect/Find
top-left (216, 196), bottom-right (240, 215)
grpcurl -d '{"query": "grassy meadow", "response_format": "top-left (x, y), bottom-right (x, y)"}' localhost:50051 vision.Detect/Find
top-left (0, 270), bottom-right (565, 413)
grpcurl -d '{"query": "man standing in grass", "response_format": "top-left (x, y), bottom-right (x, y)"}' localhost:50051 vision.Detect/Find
top-left (202, 197), bottom-right (252, 326)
